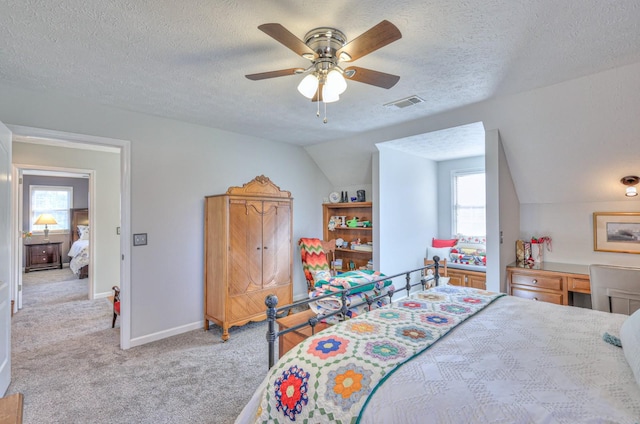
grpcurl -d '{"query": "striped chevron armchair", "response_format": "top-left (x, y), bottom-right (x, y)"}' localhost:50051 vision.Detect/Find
top-left (298, 238), bottom-right (336, 292)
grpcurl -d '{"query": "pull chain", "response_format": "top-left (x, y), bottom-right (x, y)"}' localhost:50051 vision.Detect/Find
top-left (323, 102), bottom-right (328, 124)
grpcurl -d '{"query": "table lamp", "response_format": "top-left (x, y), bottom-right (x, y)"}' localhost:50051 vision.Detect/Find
top-left (34, 213), bottom-right (57, 242)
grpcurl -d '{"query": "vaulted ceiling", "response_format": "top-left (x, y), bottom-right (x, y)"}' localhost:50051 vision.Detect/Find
top-left (2, 1), bottom-right (640, 200)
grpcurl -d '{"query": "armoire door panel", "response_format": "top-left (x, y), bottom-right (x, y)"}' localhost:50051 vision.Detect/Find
top-left (228, 202), bottom-right (262, 295)
top-left (262, 202), bottom-right (291, 287)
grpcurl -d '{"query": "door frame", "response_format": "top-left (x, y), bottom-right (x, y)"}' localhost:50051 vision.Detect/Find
top-left (8, 125), bottom-right (132, 349)
top-left (13, 165), bottom-right (95, 302)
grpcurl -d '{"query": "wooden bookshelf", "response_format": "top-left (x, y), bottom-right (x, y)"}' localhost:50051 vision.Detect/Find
top-left (322, 202), bottom-right (373, 270)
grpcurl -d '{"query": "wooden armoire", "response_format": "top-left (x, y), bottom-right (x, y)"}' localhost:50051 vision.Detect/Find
top-left (204, 175), bottom-right (293, 341)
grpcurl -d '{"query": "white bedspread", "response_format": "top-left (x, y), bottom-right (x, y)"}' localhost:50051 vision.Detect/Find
top-left (68, 239), bottom-right (89, 274)
top-left (237, 295), bottom-right (640, 423)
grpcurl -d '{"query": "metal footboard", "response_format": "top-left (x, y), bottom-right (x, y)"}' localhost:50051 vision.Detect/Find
top-left (265, 256), bottom-right (442, 368)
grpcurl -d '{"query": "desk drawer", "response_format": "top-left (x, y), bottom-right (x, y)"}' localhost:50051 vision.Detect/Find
top-left (568, 277), bottom-right (590, 294)
top-left (510, 273), bottom-right (562, 291)
top-left (511, 287), bottom-right (564, 305)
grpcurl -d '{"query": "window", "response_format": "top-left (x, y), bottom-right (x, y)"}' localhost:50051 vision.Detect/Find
top-left (452, 171), bottom-right (485, 236)
top-left (30, 185), bottom-right (73, 233)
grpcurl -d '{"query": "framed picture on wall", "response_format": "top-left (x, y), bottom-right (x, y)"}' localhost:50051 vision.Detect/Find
top-left (593, 212), bottom-right (640, 254)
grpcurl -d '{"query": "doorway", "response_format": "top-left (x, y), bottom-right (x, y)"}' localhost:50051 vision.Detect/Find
top-left (15, 167), bottom-right (93, 309)
top-left (9, 125), bottom-right (132, 349)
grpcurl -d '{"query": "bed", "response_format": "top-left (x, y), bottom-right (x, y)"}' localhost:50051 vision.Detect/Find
top-left (68, 208), bottom-right (89, 279)
top-left (237, 265), bottom-right (640, 423)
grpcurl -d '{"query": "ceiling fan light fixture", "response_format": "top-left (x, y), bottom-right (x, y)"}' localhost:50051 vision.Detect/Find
top-left (326, 69), bottom-right (347, 95)
top-left (322, 85), bottom-right (340, 103)
top-left (247, 20), bottom-right (402, 123)
top-left (297, 74), bottom-right (319, 99)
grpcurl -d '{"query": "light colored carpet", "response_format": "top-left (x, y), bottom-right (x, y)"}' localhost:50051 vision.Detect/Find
top-left (8, 270), bottom-right (269, 424)
top-left (22, 267), bottom-right (77, 284)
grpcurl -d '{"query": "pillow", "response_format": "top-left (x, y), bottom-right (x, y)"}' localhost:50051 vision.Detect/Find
top-left (457, 235), bottom-right (486, 244)
top-left (77, 225), bottom-right (89, 240)
top-left (426, 246), bottom-right (452, 262)
top-left (620, 309), bottom-right (640, 387)
top-left (432, 238), bottom-right (457, 248)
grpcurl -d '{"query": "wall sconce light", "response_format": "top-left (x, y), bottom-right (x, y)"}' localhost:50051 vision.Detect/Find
top-left (621, 175), bottom-right (639, 197)
top-left (34, 213), bottom-right (58, 242)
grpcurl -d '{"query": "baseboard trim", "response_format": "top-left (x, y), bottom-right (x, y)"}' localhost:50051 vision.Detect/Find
top-left (94, 291), bottom-right (111, 300)
top-left (128, 321), bottom-right (202, 348)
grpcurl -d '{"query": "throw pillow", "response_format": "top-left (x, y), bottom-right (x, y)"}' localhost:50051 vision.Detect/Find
top-left (620, 309), bottom-right (640, 387)
top-left (426, 246), bottom-right (452, 263)
top-left (77, 225), bottom-right (89, 240)
top-left (432, 238), bottom-right (457, 248)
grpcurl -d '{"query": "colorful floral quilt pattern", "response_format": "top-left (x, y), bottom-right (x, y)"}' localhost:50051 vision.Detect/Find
top-left (255, 285), bottom-right (505, 423)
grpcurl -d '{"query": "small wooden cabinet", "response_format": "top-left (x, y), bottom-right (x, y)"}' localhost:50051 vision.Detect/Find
top-left (323, 202), bottom-right (372, 271)
top-left (424, 258), bottom-right (486, 290)
top-left (277, 309), bottom-right (329, 356)
top-left (24, 242), bottom-right (63, 272)
top-left (444, 267), bottom-right (486, 290)
top-left (204, 176), bottom-right (293, 341)
top-left (507, 262), bottom-right (590, 306)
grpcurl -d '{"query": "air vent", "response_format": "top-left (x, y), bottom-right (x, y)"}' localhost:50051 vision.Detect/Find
top-left (384, 95), bottom-right (425, 109)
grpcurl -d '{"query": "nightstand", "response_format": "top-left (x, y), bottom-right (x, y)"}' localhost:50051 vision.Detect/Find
top-left (24, 242), bottom-right (63, 273)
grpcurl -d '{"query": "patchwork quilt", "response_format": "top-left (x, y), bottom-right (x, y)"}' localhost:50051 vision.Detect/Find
top-left (252, 286), bottom-right (504, 423)
top-left (309, 270), bottom-right (393, 324)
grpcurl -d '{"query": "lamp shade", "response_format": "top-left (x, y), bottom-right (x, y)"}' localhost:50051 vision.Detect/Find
top-left (322, 85), bottom-right (340, 103)
top-left (626, 186), bottom-right (638, 197)
top-left (297, 74), bottom-right (319, 99)
top-left (326, 69), bottom-right (347, 95)
top-left (34, 213), bottom-right (58, 225)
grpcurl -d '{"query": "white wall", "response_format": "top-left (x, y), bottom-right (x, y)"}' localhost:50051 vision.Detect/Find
top-left (437, 155), bottom-right (485, 238)
top-left (13, 143), bottom-right (120, 296)
top-left (521, 201), bottom-right (640, 267)
top-left (308, 62), bottom-right (640, 273)
top-left (377, 144), bottom-right (438, 287)
top-left (488, 130), bottom-right (520, 292)
top-left (0, 83), bottom-right (332, 345)
top-left (331, 184), bottom-right (372, 203)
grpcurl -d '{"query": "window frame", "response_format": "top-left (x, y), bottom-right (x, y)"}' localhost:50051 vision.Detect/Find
top-left (451, 169), bottom-right (486, 237)
top-left (29, 185), bottom-right (74, 235)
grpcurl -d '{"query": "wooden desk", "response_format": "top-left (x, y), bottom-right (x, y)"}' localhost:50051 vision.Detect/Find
top-left (507, 262), bottom-right (590, 306)
top-left (0, 393), bottom-right (23, 424)
top-left (277, 309), bottom-right (329, 357)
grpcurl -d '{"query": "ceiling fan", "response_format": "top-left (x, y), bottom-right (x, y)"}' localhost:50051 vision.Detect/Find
top-left (245, 20), bottom-right (402, 121)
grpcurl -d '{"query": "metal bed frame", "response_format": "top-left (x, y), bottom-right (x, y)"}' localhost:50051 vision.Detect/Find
top-left (265, 257), bottom-right (443, 368)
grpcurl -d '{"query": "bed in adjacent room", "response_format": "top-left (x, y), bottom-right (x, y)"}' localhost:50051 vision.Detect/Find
top-left (68, 207), bottom-right (89, 279)
top-left (237, 272), bottom-right (640, 423)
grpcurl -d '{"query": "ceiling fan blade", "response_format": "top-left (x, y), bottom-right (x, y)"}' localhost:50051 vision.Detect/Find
top-left (258, 23), bottom-right (318, 59)
top-left (337, 20), bottom-right (401, 62)
top-left (245, 68), bottom-right (304, 80)
top-left (344, 66), bottom-right (400, 89)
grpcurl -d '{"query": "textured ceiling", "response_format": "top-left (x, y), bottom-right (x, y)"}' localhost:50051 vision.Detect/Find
top-left (2, 1), bottom-right (640, 148)
top-left (381, 122), bottom-right (485, 161)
